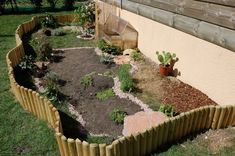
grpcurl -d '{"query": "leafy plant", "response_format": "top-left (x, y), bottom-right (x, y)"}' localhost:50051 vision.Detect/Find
top-left (97, 39), bottom-right (122, 55)
top-left (110, 108), bottom-right (127, 124)
top-left (37, 39), bottom-right (53, 61)
top-left (18, 55), bottom-right (35, 71)
top-left (80, 72), bottom-right (95, 87)
top-left (156, 51), bottom-right (176, 66)
top-left (42, 84), bottom-right (61, 104)
top-left (118, 64), bottom-right (135, 92)
top-left (100, 54), bottom-right (114, 64)
top-left (74, 1), bottom-right (95, 30)
top-left (96, 88), bottom-right (115, 101)
top-left (131, 49), bottom-right (142, 61)
top-left (52, 28), bottom-right (66, 36)
top-left (44, 71), bottom-right (59, 86)
top-left (42, 71), bottom-right (62, 104)
top-left (41, 14), bottom-right (57, 28)
top-left (159, 104), bottom-right (175, 117)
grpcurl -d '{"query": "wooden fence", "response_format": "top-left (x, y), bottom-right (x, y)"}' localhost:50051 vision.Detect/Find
top-left (6, 13), bottom-right (235, 156)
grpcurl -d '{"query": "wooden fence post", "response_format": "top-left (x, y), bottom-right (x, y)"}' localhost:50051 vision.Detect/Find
top-left (212, 106), bottom-right (221, 129)
top-left (56, 133), bottom-right (65, 156)
top-left (68, 139), bottom-right (76, 156)
top-left (99, 144), bottom-right (106, 156)
top-left (75, 139), bottom-right (83, 156)
top-left (106, 145), bottom-right (114, 156)
top-left (90, 143), bottom-right (99, 156)
top-left (82, 141), bottom-right (90, 156)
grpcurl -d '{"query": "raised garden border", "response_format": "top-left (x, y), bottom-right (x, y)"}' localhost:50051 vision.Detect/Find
top-left (6, 13), bottom-right (235, 156)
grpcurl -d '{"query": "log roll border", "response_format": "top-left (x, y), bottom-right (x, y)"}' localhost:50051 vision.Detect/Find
top-left (99, 0), bottom-right (235, 53)
top-left (6, 13), bottom-right (235, 156)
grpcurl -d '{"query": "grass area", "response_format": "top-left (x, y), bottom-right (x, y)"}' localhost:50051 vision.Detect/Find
top-left (0, 12), bottom-right (76, 156)
top-left (151, 128), bottom-right (235, 156)
top-left (49, 30), bottom-right (96, 48)
top-left (96, 88), bottom-right (115, 101)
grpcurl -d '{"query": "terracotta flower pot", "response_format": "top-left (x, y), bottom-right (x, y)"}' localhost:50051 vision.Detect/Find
top-left (159, 64), bottom-right (170, 76)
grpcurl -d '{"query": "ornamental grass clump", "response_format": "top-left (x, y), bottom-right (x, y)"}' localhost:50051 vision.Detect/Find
top-left (117, 64), bottom-right (135, 92)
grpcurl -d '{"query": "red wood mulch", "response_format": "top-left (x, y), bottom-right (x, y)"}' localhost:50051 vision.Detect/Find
top-left (162, 81), bottom-right (217, 113)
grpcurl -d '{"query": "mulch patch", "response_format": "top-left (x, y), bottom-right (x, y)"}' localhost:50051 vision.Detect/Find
top-left (162, 81), bottom-right (217, 112)
top-left (132, 57), bottom-right (217, 113)
top-left (49, 48), bottom-right (141, 137)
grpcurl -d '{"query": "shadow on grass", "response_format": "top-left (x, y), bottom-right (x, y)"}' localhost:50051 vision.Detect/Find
top-left (59, 111), bottom-right (88, 140)
top-left (149, 129), bottom-right (209, 156)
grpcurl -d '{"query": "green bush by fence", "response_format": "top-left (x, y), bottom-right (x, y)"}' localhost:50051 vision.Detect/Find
top-left (6, 13), bottom-right (235, 156)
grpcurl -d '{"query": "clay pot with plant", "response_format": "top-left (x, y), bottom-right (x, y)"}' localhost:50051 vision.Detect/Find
top-left (156, 51), bottom-right (177, 76)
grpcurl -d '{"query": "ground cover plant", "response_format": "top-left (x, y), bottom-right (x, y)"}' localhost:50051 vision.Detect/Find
top-left (118, 64), bottom-right (135, 92)
top-left (96, 88), bottom-right (115, 101)
top-left (110, 108), bottom-right (127, 124)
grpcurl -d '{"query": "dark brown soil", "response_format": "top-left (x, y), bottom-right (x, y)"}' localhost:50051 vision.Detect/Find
top-left (132, 57), bottom-right (217, 113)
top-left (49, 48), bottom-right (141, 136)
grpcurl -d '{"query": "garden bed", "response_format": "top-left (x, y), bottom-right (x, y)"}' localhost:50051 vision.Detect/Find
top-left (13, 15), bottom-right (218, 144)
top-left (48, 48), bottom-right (141, 137)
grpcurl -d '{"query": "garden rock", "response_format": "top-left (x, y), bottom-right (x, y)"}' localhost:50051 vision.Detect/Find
top-left (123, 49), bottom-right (134, 56)
top-left (122, 111), bottom-right (168, 136)
top-left (113, 55), bottom-right (130, 64)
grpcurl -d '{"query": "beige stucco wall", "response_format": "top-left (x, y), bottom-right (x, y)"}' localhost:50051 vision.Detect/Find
top-left (98, 1), bottom-right (235, 106)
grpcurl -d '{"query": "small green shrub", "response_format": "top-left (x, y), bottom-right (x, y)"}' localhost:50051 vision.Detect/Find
top-left (110, 108), bottom-right (127, 124)
top-left (96, 88), bottom-right (115, 101)
top-left (74, 1), bottom-right (95, 30)
top-left (37, 39), bottom-right (53, 61)
top-left (131, 49), bottom-right (142, 61)
top-left (44, 71), bottom-right (59, 86)
top-left (159, 104), bottom-right (175, 117)
top-left (80, 72), bottom-right (95, 87)
top-left (52, 28), bottom-right (66, 36)
top-left (18, 55), bottom-right (35, 71)
top-left (41, 14), bottom-right (57, 28)
top-left (42, 84), bottom-right (61, 104)
top-left (100, 54), bottom-right (114, 65)
top-left (42, 72), bottom-right (63, 104)
top-left (97, 39), bottom-right (122, 55)
top-left (117, 64), bottom-right (135, 92)
top-left (86, 135), bottom-right (114, 144)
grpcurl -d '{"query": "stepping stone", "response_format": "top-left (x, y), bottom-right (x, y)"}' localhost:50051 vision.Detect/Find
top-left (122, 111), bottom-right (168, 136)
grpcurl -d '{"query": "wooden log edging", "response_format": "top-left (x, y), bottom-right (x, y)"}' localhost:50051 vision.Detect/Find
top-left (99, 0), bottom-right (235, 53)
top-left (5, 14), bottom-right (235, 156)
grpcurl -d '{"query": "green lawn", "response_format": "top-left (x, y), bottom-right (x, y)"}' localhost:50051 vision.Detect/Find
top-left (0, 13), bottom-right (72, 156)
top-left (151, 127), bottom-right (235, 156)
